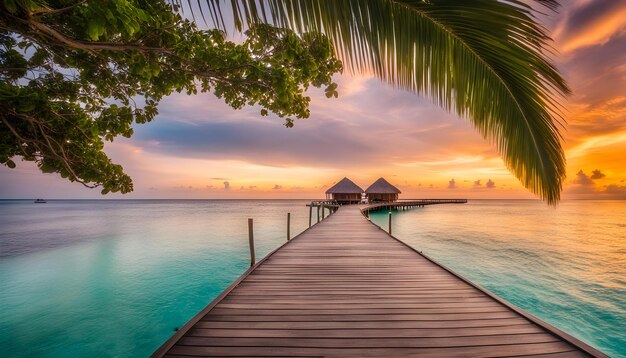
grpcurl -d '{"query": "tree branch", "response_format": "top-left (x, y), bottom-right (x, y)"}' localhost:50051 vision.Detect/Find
top-left (22, 18), bottom-right (173, 54)
top-left (30, 1), bottom-right (88, 17)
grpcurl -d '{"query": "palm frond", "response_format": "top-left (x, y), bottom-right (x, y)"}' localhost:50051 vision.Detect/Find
top-left (198, 0), bottom-right (570, 204)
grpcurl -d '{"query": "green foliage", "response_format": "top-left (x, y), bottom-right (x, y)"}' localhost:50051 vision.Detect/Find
top-left (202, 0), bottom-right (570, 204)
top-left (0, 0), bottom-right (342, 193)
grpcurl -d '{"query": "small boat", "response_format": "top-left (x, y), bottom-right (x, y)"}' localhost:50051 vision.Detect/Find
top-left (34, 198), bottom-right (47, 203)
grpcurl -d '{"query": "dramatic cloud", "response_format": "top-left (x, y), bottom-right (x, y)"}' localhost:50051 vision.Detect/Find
top-left (604, 184), bottom-right (626, 198)
top-left (223, 181), bottom-right (230, 190)
top-left (590, 169), bottom-right (606, 179)
top-left (555, 0), bottom-right (626, 53)
top-left (565, 180), bottom-right (626, 199)
top-left (562, 33), bottom-right (626, 109)
top-left (131, 118), bottom-right (375, 168)
top-left (486, 179), bottom-right (496, 189)
top-left (573, 170), bottom-right (594, 186)
top-left (564, 167), bottom-right (626, 199)
top-left (448, 179), bottom-right (457, 189)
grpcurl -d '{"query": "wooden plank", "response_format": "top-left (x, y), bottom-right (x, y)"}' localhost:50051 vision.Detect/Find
top-left (202, 312), bottom-right (524, 322)
top-left (167, 342), bottom-right (578, 357)
top-left (208, 307), bottom-right (511, 315)
top-left (221, 297), bottom-right (495, 305)
top-left (152, 204), bottom-right (606, 358)
top-left (186, 325), bottom-right (545, 338)
top-left (235, 286), bottom-right (483, 291)
top-left (177, 333), bottom-right (559, 348)
top-left (217, 302), bottom-right (501, 309)
top-left (194, 318), bottom-right (532, 330)
top-left (227, 289), bottom-right (481, 296)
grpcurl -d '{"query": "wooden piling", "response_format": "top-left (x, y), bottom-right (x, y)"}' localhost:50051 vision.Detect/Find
top-left (388, 211), bottom-right (392, 235)
top-left (308, 205), bottom-right (312, 227)
top-left (248, 218), bottom-right (255, 266)
top-left (287, 212), bottom-right (291, 241)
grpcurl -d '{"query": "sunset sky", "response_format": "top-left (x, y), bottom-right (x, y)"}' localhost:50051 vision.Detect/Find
top-left (1, 0), bottom-right (625, 200)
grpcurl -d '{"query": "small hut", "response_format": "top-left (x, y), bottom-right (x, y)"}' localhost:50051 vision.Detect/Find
top-left (365, 177), bottom-right (401, 202)
top-left (325, 177), bottom-right (364, 204)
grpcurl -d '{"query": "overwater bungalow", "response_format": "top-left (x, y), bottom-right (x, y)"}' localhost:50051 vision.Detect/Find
top-left (365, 177), bottom-right (401, 202)
top-left (325, 177), bottom-right (363, 204)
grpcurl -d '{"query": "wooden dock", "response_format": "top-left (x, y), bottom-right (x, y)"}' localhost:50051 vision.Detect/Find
top-left (307, 199), bottom-right (468, 226)
top-left (153, 204), bottom-right (606, 357)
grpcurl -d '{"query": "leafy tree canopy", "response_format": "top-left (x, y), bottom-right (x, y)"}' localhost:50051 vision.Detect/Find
top-left (0, 0), bottom-right (342, 193)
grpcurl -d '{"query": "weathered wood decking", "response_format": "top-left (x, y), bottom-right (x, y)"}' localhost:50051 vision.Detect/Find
top-left (154, 205), bottom-right (606, 357)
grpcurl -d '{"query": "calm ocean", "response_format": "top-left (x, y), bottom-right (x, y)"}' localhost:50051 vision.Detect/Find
top-left (0, 199), bottom-right (624, 357)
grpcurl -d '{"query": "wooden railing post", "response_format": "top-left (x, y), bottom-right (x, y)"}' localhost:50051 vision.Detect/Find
top-left (321, 203), bottom-right (325, 220)
top-left (248, 218), bottom-right (255, 266)
top-left (388, 212), bottom-right (392, 235)
top-left (308, 205), bottom-right (312, 227)
top-left (317, 205), bottom-right (320, 223)
top-left (287, 212), bottom-right (291, 241)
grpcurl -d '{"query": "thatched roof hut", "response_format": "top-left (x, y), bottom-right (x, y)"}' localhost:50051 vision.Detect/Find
top-left (326, 177), bottom-right (363, 203)
top-left (365, 177), bottom-right (401, 202)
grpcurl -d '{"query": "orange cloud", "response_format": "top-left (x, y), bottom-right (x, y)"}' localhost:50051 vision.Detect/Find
top-left (558, 3), bottom-right (626, 53)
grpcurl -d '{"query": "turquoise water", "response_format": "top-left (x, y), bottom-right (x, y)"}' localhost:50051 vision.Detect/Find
top-left (0, 200), bottom-right (310, 357)
top-left (370, 200), bottom-right (625, 357)
top-left (0, 200), bottom-right (624, 357)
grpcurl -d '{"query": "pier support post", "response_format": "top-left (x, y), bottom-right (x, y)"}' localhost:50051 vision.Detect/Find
top-left (287, 212), bottom-right (291, 241)
top-left (317, 205), bottom-right (320, 223)
top-left (321, 203), bottom-right (325, 220)
top-left (388, 212), bottom-right (392, 235)
top-left (308, 205), bottom-right (312, 227)
top-left (248, 218), bottom-right (255, 266)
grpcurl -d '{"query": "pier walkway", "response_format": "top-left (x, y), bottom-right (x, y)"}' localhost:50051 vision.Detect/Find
top-left (154, 204), bottom-right (605, 357)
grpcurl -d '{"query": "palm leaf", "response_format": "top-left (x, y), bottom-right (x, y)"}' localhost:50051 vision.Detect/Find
top-left (196, 0), bottom-right (570, 204)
